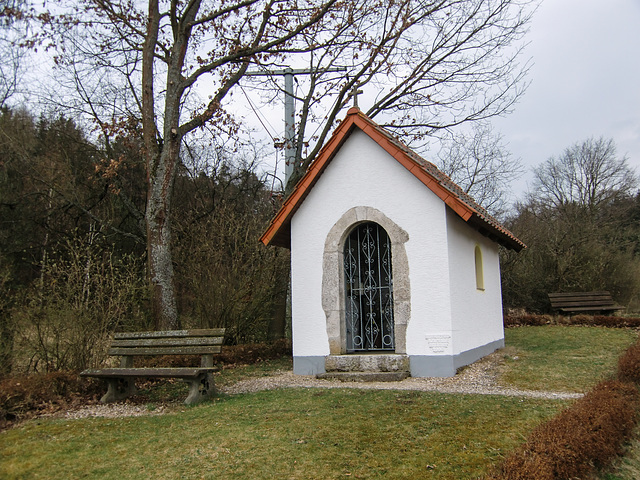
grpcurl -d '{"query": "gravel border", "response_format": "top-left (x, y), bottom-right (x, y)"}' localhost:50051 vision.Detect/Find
top-left (61, 351), bottom-right (581, 420)
top-left (62, 402), bottom-right (178, 420)
top-left (221, 351), bottom-right (582, 400)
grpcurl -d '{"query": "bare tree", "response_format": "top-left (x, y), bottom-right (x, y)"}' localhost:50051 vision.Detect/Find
top-left (436, 123), bottom-right (523, 216)
top-left (502, 138), bottom-right (640, 311)
top-left (243, 0), bottom-right (533, 187)
top-left (0, 0), bottom-right (29, 108)
top-left (34, 0), bottom-right (343, 329)
top-left (532, 137), bottom-right (637, 212)
top-left (30, 0), bottom-right (534, 329)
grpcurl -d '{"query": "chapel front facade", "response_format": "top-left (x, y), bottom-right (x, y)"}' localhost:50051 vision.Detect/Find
top-left (261, 108), bottom-right (524, 378)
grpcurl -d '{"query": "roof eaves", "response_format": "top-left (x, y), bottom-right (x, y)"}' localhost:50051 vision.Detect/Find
top-left (355, 118), bottom-right (478, 223)
top-left (259, 110), bottom-right (362, 248)
top-left (260, 107), bottom-right (525, 252)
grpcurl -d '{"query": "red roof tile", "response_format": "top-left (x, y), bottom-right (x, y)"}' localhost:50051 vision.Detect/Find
top-left (260, 107), bottom-right (525, 251)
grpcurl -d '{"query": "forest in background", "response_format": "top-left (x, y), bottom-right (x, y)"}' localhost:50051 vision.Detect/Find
top-left (0, 108), bottom-right (288, 374)
top-left (1, 0), bottom-right (639, 375)
top-left (3, 107), bottom-right (640, 376)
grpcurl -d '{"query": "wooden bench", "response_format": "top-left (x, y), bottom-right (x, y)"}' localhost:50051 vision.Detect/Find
top-left (80, 328), bottom-right (225, 405)
top-left (548, 292), bottom-right (625, 315)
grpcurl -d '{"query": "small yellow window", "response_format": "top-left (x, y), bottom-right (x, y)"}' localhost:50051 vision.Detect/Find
top-left (474, 245), bottom-right (484, 291)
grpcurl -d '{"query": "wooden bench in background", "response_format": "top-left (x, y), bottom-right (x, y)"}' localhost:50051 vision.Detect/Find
top-left (80, 328), bottom-right (225, 405)
top-left (548, 292), bottom-right (625, 315)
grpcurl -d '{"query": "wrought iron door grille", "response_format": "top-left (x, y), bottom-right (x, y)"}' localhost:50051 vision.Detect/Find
top-left (344, 222), bottom-right (394, 352)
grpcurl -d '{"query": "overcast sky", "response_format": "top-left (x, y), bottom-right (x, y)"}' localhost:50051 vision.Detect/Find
top-left (27, 1), bottom-right (636, 205)
top-left (493, 0), bottom-right (640, 199)
top-left (249, 0), bottom-right (640, 203)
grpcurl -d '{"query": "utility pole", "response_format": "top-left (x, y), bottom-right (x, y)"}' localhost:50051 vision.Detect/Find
top-left (245, 67), bottom-right (346, 186)
top-left (246, 67), bottom-right (347, 341)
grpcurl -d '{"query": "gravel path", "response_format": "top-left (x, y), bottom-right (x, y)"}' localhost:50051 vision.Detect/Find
top-left (221, 351), bottom-right (581, 400)
top-left (62, 351), bottom-right (581, 420)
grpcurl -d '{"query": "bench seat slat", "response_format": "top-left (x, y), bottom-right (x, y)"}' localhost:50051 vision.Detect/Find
top-left (113, 328), bottom-right (225, 340)
top-left (111, 337), bottom-right (223, 348)
top-left (553, 306), bottom-right (621, 310)
top-left (80, 367), bottom-right (219, 379)
top-left (548, 292), bottom-right (611, 298)
top-left (548, 291), bottom-right (611, 297)
top-left (550, 297), bottom-right (615, 302)
top-left (548, 291), bottom-right (624, 313)
top-left (551, 299), bottom-right (617, 304)
top-left (558, 306), bottom-right (624, 312)
top-left (552, 301), bottom-right (621, 307)
top-left (550, 295), bottom-right (612, 299)
top-left (107, 346), bottom-right (222, 356)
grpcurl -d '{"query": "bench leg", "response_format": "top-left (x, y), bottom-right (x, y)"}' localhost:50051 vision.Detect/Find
top-left (101, 378), bottom-right (137, 403)
top-left (184, 372), bottom-right (216, 405)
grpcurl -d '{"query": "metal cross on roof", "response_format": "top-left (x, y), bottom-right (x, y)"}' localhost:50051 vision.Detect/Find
top-left (349, 86), bottom-right (364, 108)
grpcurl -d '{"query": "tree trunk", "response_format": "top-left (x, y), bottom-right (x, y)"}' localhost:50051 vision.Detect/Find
top-left (146, 214), bottom-right (178, 330)
top-left (146, 145), bottom-right (180, 331)
top-left (141, 0), bottom-right (190, 331)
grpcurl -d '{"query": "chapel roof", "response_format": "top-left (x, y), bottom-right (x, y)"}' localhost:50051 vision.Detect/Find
top-left (260, 107), bottom-right (525, 252)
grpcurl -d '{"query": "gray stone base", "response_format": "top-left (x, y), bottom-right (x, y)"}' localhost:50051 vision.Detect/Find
top-left (317, 371), bottom-right (410, 382)
top-left (325, 354), bottom-right (409, 373)
top-left (293, 356), bottom-right (326, 375)
top-left (409, 355), bottom-right (456, 377)
top-left (293, 339), bottom-right (504, 378)
top-left (410, 338), bottom-right (504, 378)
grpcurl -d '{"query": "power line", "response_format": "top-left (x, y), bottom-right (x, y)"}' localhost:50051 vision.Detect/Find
top-left (245, 66), bottom-right (346, 185)
top-left (238, 83), bottom-right (278, 143)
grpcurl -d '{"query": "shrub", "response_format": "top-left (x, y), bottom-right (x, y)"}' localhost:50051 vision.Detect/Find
top-left (504, 313), bottom-right (552, 327)
top-left (0, 372), bottom-right (103, 429)
top-left (9, 233), bottom-right (147, 373)
top-left (503, 313), bottom-right (640, 329)
top-left (489, 380), bottom-right (639, 479)
top-left (593, 316), bottom-right (640, 328)
top-left (560, 314), bottom-right (592, 325)
top-left (218, 339), bottom-right (291, 365)
top-left (135, 339), bottom-right (292, 368)
top-left (618, 340), bottom-right (640, 384)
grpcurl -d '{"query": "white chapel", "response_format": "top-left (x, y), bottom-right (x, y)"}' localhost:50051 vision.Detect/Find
top-left (261, 107), bottom-right (525, 378)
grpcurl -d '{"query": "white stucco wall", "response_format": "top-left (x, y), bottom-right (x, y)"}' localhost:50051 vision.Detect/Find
top-left (446, 209), bottom-right (505, 354)
top-left (290, 130), bottom-right (453, 358)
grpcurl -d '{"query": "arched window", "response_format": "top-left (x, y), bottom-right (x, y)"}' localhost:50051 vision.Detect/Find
top-left (474, 245), bottom-right (484, 291)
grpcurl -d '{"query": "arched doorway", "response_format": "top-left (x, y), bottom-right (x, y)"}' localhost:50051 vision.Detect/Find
top-left (343, 222), bottom-right (394, 352)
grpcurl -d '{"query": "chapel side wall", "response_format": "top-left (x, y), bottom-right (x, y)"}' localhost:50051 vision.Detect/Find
top-left (290, 130), bottom-right (453, 374)
top-left (446, 209), bottom-right (505, 364)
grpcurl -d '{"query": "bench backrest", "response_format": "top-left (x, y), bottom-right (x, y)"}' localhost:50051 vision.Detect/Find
top-left (548, 291), bottom-right (616, 309)
top-left (108, 329), bottom-right (225, 357)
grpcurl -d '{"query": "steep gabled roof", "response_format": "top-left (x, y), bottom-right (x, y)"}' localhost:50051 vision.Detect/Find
top-left (260, 107), bottom-right (525, 252)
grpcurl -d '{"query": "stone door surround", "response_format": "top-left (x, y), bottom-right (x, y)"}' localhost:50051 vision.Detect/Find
top-left (322, 206), bottom-right (410, 355)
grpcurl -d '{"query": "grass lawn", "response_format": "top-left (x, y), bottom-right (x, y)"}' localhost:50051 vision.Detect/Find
top-left (600, 435), bottom-right (640, 480)
top-left (0, 389), bottom-right (564, 480)
top-left (1, 326), bottom-right (637, 479)
top-left (501, 325), bottom-right (637, 392)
